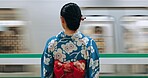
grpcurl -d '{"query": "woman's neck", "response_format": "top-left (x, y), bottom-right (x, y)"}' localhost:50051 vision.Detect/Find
top-left (64, 29), bottom-right (77, 36)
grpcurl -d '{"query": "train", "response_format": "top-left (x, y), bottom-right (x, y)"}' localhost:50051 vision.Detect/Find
top-left (0, 0), bottom-right (147, 77)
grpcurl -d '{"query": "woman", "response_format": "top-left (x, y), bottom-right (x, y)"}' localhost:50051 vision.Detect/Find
top-left (41, 3), bottom-right (100, 78)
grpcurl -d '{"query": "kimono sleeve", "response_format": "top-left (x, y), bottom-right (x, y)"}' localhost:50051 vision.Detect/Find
top-left (41, 38), bottom-right (54, 78)
top-left (86, 40), bottom-right (100, 78)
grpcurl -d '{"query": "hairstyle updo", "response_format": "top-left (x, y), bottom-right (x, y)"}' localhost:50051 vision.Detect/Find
top-left (60, 3), bottom-right (82, 31)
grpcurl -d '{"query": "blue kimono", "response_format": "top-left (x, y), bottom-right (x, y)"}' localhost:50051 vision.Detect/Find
top-left (41, 31), bottom-right (100, 78)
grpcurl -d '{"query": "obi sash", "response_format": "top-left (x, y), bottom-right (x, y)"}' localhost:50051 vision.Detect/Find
top-left (54, 60), bottom-right (86, 78)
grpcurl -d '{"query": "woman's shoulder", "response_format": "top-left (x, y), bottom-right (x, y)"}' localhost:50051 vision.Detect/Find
top-left (46, 36), bottom-right (57, 42)
top-left (45, 36), bottom-right (59, 46)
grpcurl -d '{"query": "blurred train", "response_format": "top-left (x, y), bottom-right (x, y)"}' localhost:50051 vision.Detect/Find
top-left (0, 0), bottom-right (147, 77)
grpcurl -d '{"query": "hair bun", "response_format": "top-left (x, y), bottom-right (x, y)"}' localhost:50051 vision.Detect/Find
top-left (60, 3), bottom-right (82, 31)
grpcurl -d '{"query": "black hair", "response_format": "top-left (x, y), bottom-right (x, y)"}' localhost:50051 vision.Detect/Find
top-left (60, 3), bottom-right (82, 31)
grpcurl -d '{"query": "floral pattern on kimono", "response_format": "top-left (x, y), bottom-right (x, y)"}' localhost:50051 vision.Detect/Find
top-left (41, 31), bottom-right (100, 78)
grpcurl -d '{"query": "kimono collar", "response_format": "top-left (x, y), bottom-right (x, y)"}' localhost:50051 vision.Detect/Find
top-left (56, 31), bottom-right (84, 39)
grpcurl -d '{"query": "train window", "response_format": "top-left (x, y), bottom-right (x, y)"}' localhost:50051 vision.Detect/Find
top-left (80, 15), bottom-right (115, 54)
top-left (120, 15), bottom-right (148, 53)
